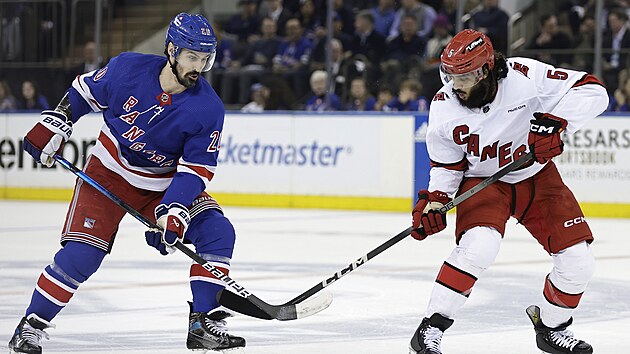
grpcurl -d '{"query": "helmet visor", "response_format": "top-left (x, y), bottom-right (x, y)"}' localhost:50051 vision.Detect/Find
top-left (440, 64), bottom-right (485, 89)
top-left (176, 48), bottom-right (216, 72)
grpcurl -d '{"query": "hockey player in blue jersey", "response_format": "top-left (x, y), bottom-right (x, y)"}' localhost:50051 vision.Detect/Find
top-left (9, 13), bottom-right (246, 354)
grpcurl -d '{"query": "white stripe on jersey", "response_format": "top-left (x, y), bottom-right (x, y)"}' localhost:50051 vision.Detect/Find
top-left (90, 124), bottom-right (175, 191)
top-left (72, 70), bottom-right (108, 112)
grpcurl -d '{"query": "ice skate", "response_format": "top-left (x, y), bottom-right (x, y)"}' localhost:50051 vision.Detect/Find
top-left (526, 305), bottom-right (593, 354)
top-left (409, 313), bottom-right (454, 354)
top-left (8, 314), bottom-right (55, 354)
top-left (187, 302), bottom-right (246, 353)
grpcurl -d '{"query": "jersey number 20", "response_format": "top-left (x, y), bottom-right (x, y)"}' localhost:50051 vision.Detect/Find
top-left (207, 131), bottom-right (221, 152)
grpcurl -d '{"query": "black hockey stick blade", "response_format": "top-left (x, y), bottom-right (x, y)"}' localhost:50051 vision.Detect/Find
top-left (218, 152), bottom-right (534, 318)
top-left (54, 154), bottom-right (332, 321)
top-left (217, 289), bottom-right (333, 320)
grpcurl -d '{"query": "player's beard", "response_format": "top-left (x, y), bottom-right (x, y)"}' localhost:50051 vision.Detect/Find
top-left (171, 60), bottom-right (199, 88)
top-left (453, 76), bottom-right (496, 109)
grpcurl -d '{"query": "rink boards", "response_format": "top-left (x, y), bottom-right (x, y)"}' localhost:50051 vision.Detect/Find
top-left (1, 112), bottom-right (629, 217)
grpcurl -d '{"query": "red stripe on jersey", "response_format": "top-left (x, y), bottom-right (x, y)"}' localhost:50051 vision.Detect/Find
top-left (37, 273), bottom-right (74, 304)
top-left (190, 263), bottom-right (229, 279)
top-left (572, 74), bottom-right (605, 88)
top-left (435, 262), bottom-right (477, 297)
top-left (430, 157), bottom-right (468, 171)
top-left (98, 132), bottom-right (175, 178)
top-left (543, 275), bottom-right (582, 309)
top-left (180, 162), bottom-right (215, 182)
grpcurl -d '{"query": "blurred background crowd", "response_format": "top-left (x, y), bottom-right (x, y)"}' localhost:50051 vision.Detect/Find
top-left (1, 0), bottom-right (629, 113)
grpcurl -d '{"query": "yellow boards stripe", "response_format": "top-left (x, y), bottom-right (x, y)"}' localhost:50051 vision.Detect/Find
top-left (2, 188), bottom-right (630, 217)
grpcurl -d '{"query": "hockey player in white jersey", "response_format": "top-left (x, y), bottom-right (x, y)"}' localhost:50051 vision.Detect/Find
top-left (408, 29), bottom-right (608, 354)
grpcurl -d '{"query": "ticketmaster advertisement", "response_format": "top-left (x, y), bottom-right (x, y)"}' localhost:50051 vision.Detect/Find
top-left (0, 113), bottom-right (416, 210)
top-left (211, 113), bottom-right (415, 200)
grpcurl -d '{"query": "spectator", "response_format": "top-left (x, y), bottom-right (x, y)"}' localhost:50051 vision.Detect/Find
top-left (422, 14), bottom-right (453, 99)
top-left (425, 14), bottom-right (453, 67)
top-left (370, 0), bottom-right (397, 37)
top-left (389, 0), bottom-right (438, 41)
top-left (224, 17), bottom-right (281, 104)
top-left (210, 22), bottom-right (234, 101)
top-left (0, 80), bottom-right (18, 112)
top-left (213, 22), bottom-right (233, 71)
top-left (223, 0), bottom-right (260, 43)
top-left (603, 8), bottom-right (630, 92)
top-left (470, 0), bottom-right (509, 53)
top-left (241, 83), bottom-right (270, 112)
top-left (572, 15), bottom-right (596, 72)
top-left (305, 70), bottom-right (343, 111)
top-left (68, 41), bottom-right (104, 83)
top-left (283, 0), bottom-right (302, 14)
top-left (238, 17), bottom-right (281, 70)
top-left (374, 85), bottom-right (394, 111)
top-left (312, 13), bottom-right (354, 57)
top-left (260, 75), bottom-right (297, 110)
top-left (608, 70), bottom-right (630, 111)
top-left (18, 80), bottom-right (49, 111)
top-left (260, 0), bottom-right (293, 37)
top-left (557, 0), bottom-right (593, 36)
top-left (383, 79), bottom-right (428, 112)
top-left (346, 78), bottom-right (376, 111)
top-left (331, 0), bottom-right (356, 36)
top-left (439, 0), bottom-right (458, 34)
top-left (526, 14), bottom-right (573, 67)
top-left (386, 14), bottom-right (427, 62)
top-left (297, 0), bottom-right (323, 39)
top-left (310, 38), bottom-right (348, 96)
top-left (352, 10), bottom-right (387, 67)
top-left (272, 19), bottom-right (312, 98)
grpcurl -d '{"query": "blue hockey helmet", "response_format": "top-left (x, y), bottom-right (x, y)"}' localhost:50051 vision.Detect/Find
top-left (165, 13), bottom-right (218, 72)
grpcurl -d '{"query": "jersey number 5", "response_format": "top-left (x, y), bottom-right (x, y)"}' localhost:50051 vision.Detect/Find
top-left (207, 131), bottom-right (221, 152)
top-left (546, 69), bottom-right (568, 80)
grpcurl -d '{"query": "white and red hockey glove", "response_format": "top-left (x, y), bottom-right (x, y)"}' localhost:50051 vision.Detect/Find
top-left (411, 190), bottom-right (451, 240)
top-left (528, 112), bottom-right (568, 164)
top-left (145, 203), bottom-right (191, 255)
top-left (23, 110), bottom-right (73, 167)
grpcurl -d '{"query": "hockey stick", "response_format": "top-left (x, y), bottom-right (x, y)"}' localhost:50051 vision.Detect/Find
top-left (53, 154), bottom-right (332, 321)
top-left (217, 152), bottom-right (534, 319)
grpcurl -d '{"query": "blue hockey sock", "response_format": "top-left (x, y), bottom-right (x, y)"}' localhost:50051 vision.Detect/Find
top-left (190, 277), bottom-right (225, 313)
top-left (186, 209), bottom-right (236, 313)
top-left (26, 241), bottom-right (106, 321)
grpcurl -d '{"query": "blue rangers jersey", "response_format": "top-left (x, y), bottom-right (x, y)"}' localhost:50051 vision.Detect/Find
top-left (66, 52), bottom-right (224, 207)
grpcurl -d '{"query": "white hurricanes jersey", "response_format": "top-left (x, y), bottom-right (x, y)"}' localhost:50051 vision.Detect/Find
top-left (426, 57), bottom-right (609, 195)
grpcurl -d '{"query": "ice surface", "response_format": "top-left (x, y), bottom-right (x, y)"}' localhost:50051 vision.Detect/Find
top-left (1, 200), bottom-right (629, 353)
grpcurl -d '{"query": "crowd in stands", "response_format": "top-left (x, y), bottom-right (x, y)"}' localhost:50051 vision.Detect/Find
top-left (218, 0), bottom-right (630, 113)
top-left (2, 0), bottom-right (630, 113)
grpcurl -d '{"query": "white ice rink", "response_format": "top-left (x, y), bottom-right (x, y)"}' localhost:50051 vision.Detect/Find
top-left (1, 200), bottom-right (629, 354)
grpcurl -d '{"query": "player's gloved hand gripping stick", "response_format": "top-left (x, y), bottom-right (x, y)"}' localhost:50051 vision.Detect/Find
top-left (217, 151), bottom-right (535, 320)
top-left (53, 154), bottom-right (332, 321)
